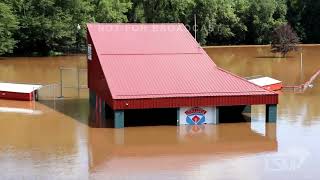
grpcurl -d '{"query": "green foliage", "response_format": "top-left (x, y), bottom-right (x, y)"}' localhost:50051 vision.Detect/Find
top-left (0, 2), bottom-right (18, 55)
top-left (301, 0), bottom-right (320, 43)
top-left (286, 0), bottom-right (305, 41)
top-left (1, 0), bottom-right (320, 56)
top-left (245, 0), bottom-right (287, 44)
top-left (128, 0), bottom-right (145, 22)
top-left (67, 0), bottom-right (95, 49)
top-left (93, 0), bottom-right (132, 23)
top-left (286, 0), bottom-right (320, 43)
top-left (128, 0), bottom-right (286, 45)
top-left (4, 0), bottom-right (94, 55)
top-left (205, 0), bottom-right (247, 45)
top-left (141, 0), bottom-right (194, 23)
top-left (191, 0), bottom-right (217, 45)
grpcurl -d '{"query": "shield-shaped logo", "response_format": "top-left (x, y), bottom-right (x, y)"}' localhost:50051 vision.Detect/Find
top-left (185, 107), bottom-right (207, 125)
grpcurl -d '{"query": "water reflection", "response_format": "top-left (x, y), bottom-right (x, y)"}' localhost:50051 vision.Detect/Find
top-left (40, 98), bottom-right (90, 125)
top-left (88, 123), bottom-right (277, 178)
top-left (0, 100), bottom-right (89, 179)
top-left (0, 100), bottom-right (42, 115)
top-left (0, 46), bottom-right (319, 179)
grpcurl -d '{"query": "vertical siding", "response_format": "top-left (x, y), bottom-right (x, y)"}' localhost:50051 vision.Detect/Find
top-left (112, 94), bottom-right (278, 110)
top-left (0, 91), bottom-right (33, 101)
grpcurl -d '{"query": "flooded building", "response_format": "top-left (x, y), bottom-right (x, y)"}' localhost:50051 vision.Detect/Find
top-left (87, 23), bottom-right (278, 128)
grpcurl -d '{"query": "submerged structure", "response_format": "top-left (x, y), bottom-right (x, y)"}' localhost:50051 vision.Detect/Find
top-left (0, 83), bottom-right (42, 101)
top-left (87, 23), bottom-right (278, 128)
top-left (248, 76), bottom-right (283, 91)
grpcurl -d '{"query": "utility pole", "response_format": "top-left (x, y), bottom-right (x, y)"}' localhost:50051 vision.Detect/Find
top-left (194, 14), bottom-right (197, 42)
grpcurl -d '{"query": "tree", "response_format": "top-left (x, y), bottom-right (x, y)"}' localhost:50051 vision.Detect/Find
top-left (66, 0), bottom-right (94, 51)
top-left (190, 0), bottom-right (216, 45)
top-left (286, 0), bottom-right (306, 42)
top-left (127, 0), bottom-right (145, 23)
top-left (245, 0), bottom-right (287, 44)
top-left (206, 0), bottom-right (247, 45)
top-left (0, 2), bottom-right (18, 55)
top-left (286, 0), bottom-right (320, 44)
top-left (140, 0), bottom-right (194, 24)
top-left (271, 24), bottom-right (299, 57)
top-left (93, 0), bottom-right (132, 23)
top-left (301, 0), bottom-right (320, 43)
top-left (4, 0), bottom-right (93, 55)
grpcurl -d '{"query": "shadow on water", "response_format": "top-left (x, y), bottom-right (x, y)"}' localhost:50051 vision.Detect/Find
top-left (39, 98), bottom-right (90, 125)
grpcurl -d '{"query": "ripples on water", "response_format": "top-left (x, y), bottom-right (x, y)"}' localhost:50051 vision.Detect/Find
top-left (0, 46), bottom-right (319, 179)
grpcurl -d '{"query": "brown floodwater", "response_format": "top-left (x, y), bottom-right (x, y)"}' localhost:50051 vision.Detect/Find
top-left (0, 46), bottom-right (319, 180)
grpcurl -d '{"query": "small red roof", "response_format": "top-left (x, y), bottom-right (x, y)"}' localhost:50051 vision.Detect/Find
top-left (87, 23), bottom-right (277, 109)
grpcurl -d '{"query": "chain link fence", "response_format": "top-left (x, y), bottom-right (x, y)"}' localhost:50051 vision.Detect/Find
top-left (59, 67), bottom-right (88, 99)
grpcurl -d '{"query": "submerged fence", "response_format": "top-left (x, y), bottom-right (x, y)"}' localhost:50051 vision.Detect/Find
top-left (59, 67), bottom-right (88, 98)
top-left (283, 69), bottom-right (320, 93)
top-left (37, 83), bottom-right (60, 101)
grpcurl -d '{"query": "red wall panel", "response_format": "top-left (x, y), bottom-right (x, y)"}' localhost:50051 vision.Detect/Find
top-left (112, 94), bottom-right (278, 110)
top-left (0, 91), bottom-right (33, 101)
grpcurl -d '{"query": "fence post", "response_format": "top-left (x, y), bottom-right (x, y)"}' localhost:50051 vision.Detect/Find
top-left (32, 87), bottom-right (36, 111)
top-left (59, 68), bottom-right (63, 98)
top-left (77, 67), bottom-right (80, 97)
top-left (53, 84), bottom-right (56, 110)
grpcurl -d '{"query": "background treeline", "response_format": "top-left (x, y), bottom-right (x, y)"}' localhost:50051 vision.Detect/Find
top-left (0, 0), bottom-right (319, 55)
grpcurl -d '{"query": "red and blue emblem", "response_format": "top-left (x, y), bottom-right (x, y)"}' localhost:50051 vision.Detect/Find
top-left (185, 107), bottom-right (207, 125)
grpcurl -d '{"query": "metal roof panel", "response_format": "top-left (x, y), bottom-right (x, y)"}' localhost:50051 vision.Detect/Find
top-left (87, 23), bottom-right (276, 102)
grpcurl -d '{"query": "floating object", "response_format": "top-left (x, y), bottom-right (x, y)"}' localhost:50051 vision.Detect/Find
top-left (248, 77), bottom-right (283, 91)
top-left (0, 83), bottom-right (42, 101)
top-left (283, 69), bottom-right (319, 92)
top-left (303, 69), bottom-right (320, 90)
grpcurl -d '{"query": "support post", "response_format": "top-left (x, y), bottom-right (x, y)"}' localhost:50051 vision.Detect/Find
top-left (114, 111), bottom-right (124, 128)
top-left (89, 90), bottom-right (96, 108)
top-left (101, 99), bottom-right (106, 126)
top-left (177, 108), bottom-right (180, 126)
top-left (59, 68), bottom-right (63, 98)
top-left (77, 67), bottom-right (80, 97)
top-left (214, 107), bottom-right (219, 125)
top-left (242, 105), bottom-right (252, 122)
top-left (243, 105), bottom-right (251, 114)
top-left (266, 104), bottom-right (277, 123)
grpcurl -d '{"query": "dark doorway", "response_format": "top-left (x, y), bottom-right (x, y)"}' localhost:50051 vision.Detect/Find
top-left (219, 106), bottom-right (251, 123)
top-left (124, 108), bottom-right (177, 127)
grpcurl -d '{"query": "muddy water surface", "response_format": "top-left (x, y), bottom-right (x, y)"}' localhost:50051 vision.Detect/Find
top-left (0, 46), bottom-right (319, 180)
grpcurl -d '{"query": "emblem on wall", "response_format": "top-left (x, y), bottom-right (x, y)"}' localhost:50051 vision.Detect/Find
top-left (185, 107), bottom-right (207, 125)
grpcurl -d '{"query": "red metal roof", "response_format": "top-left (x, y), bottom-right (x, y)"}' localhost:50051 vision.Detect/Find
top-left (87, 23), bottom-right (278, 109)
top-left (87, 23), bottom-right (206, 56)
